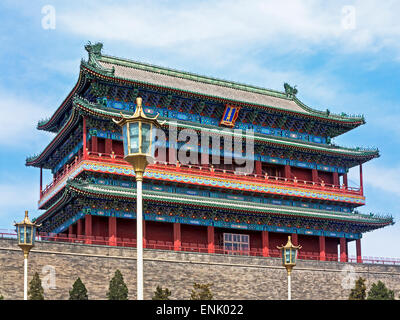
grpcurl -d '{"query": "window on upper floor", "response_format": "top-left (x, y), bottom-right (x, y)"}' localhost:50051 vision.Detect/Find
top-left (223, 232), bottom-right (250, 254)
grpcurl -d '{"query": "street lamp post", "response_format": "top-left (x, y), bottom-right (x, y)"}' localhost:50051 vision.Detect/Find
top-left (113, 97), bottom-right (162, 300)
top-left (277, 236), bottom-right (301, 300)
top-left (14, 211), bottom-right (40, 300)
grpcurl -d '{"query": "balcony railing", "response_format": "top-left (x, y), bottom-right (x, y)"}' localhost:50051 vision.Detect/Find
top-left (149, 161), bottom-right (361, 195)
top-left (1, 231), bottom-right (398, 265)
top-left (40, 152), bottom-right (362, 201)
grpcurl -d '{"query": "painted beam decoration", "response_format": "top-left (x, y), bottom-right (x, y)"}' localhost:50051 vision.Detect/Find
top-left (38, 160), bottom-right (365, 209)
top-left (220, 104), bottom-right (241, 127)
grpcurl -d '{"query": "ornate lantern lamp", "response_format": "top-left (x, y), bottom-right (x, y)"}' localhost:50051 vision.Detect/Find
top-left (113, 97), bottom-right (162, 180)
top-left (277, 236), bottom-right (301, 300)
top-left (14, 211), bottom-right (41, 300)
top-left (113, 97), bottom-right (163, 300)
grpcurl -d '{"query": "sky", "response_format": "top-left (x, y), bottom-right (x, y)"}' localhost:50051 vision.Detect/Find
top-left (0, 0), bottom-right (399, 258)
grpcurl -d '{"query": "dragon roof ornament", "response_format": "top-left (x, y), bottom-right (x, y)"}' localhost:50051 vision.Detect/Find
top-left (83, 41), bottom-right (115, 76)
top-left (284, 83), bottom-right (298, 98)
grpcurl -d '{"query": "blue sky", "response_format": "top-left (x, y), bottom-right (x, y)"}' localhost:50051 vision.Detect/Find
top-left (0, 0), bottom-right (399, 258)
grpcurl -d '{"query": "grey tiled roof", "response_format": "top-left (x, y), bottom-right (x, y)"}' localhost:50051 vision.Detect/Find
top-left (98, 59), bottom-right (308, 114)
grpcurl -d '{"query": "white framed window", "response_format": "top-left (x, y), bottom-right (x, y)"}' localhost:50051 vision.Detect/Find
top-left (223, 233), bottom-right (250, 254)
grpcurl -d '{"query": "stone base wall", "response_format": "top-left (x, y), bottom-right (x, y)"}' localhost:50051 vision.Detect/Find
top-left (0, 239), bottom-right (399, 300)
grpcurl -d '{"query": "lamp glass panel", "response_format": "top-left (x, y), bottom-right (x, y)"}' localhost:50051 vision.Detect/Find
top-left (141, 123), bottom-right (152, 155)
top-left (285, 248), bottom-right (291, 264)
top-left (129, 122), bottom-right (139, 154)
top-left (291, 248), bottom-right (297, 264)
top-left (18, 226), bottom-right (25, 244)
top-left (122, 124), bottom-right (129, 156)
top-left (25, 226), bottom-right (32, 245)
top-left (32, 228), bottom-right (36, 244)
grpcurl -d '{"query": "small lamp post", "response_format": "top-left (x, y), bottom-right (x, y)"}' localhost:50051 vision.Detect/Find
top-left (14, 211), bottom-right (41, 300)
top-left (277, 236), bottom-right (301, 300)
top-left (113, 97), bottom-right (162, 300)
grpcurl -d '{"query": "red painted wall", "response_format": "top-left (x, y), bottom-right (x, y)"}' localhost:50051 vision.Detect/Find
top-left (262, 164), bottom-right (285, 177)
top-left (97, 138), bottom-right (105, 154)
top-left (298, 235), bottom-right (320, 253)
top-left (146, 221), bottom-right (173, 243)
top-left (92, 216), bottom-right (108, 237)
top-left (326, 237), bottom-right (339, 257)
top-left (181, 224), bottom-right (207, 244)
top-left (291, 167), bottom-right (312, 181)
top-left (318, 171), bottom-right (333, 184)
top-left (267, 232), bottom-right (290, 252)
top-left (113, 140), bottom-right (124, 156)
top-left (117, 219), bottom-right (136, 239)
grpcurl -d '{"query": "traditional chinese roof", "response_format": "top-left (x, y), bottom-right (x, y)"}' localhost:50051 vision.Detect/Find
top-left (38, 42), bottom-right (365, 135)
top-left (26, 107), bottom-right (82, 168)
top-left (74, 96), bottom-right (379, 162)
top-left (35, 179), bottom-right (394, 232)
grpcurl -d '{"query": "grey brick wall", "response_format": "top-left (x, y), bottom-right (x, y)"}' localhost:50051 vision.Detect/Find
top-left (0, 238), bottom-right (399, 300)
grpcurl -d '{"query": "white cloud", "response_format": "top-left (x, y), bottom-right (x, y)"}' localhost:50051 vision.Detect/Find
top-left (348, 162), bottom-right (400, 197)
top-left (0, 89), bottom-right (53, 149)
top-left (55, 0), bottom-right (400, 60)
top-left (0, 182), bottom-right (40, 229)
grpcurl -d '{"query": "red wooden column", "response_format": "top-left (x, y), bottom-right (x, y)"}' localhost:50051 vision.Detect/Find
top-left (68, 225), bottom-right (73, 242)
top-left (105, 139), bottom-right (112, 155)
top-left (291, 233), bottom-right (298, 246)
top-left (207, 226), bottom-right (215, 253)
top-left (77, 219), bottom-right (83, 238)
top-left (173, 223), bottom-right (181, 251)
top-left (92, 136), bottom-right (98, 154)
top-left (284, 165), bottom-right (291, 179)
top-left (255, 161), bottom-right (262, 176)
top-left (333, 172), bottom-right (339, 187)
top-left (343, 173), bottom-right (348, 188)
top-left (85, 215), bottom-right (92, 244)
top-left (312, 169), bottom-right (318, 183)
top-left (359, 163), bottom-right (363, 194)
top-left (356, 239), bottom-right (362, 263)
top-left (108, 216), bottom-right (117, 246)
top-left (262, 231), bottom-right (270, 257)
top-left (340, 237), bottom-right (348, 262)
top-left (83, 117), bottom-right (88, 159)
top-left (319, 236), bottom-right (326, 261)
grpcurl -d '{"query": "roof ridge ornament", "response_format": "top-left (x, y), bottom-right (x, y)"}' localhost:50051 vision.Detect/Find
top-left (83, 41), bottom-right (115, 76)
top-left (85, 41), bottom-right (103, 58)
top-left (284, 83), bottom-right (298, 98)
